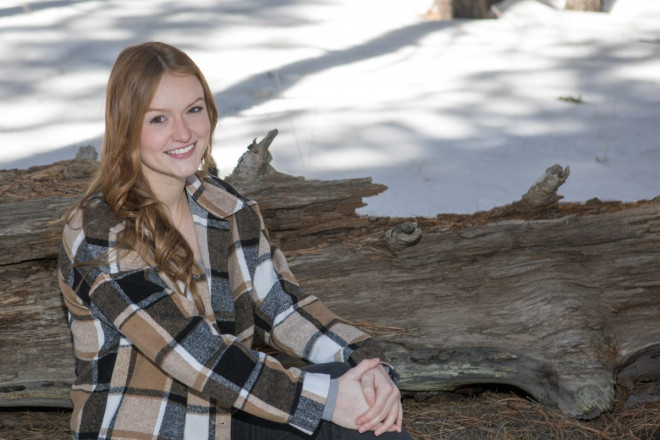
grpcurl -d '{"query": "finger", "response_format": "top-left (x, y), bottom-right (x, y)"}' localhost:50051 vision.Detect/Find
top-left (355, 388), bottom-right (386, 425)
top-left (355, 376), bottom-right (396, 425)
top-left (356, 401), bottom-right (384, 428)
top-left (348, 358), bottom-right (380, 380)
top-left (380, 400), bottom-right (403, 433)
top-left (374, 399), bottom-right (400, 436)
top-left (355, 368), bottom-right (393, 422)
top-left (358, 389), bottom-right (400, 433)
top-left (360, 370), bottom-right (376, 406)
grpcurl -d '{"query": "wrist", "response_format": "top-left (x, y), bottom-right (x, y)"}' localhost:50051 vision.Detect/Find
top-left (379, 362), bottom-right (400, 386)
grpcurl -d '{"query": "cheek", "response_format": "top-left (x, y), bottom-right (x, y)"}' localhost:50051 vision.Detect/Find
top-left (139, 129), bottom-right (164, 155)
top-left (196, 118), bottom-right (212, 138)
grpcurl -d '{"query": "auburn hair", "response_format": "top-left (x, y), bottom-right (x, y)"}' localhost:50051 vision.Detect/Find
top-left (74, 42), bottom-right (218, 312)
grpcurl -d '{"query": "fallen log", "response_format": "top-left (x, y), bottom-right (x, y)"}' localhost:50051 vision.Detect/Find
top-left (290, 203), bottom-right (660, 418)
top-left (1, 130), bottom-right (659, 420)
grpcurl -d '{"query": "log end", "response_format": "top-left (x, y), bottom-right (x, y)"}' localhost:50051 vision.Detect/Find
top-left (557, 380), bottom-right (615, 420)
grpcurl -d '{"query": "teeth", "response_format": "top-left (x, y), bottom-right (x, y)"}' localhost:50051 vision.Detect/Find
top-left (167, 144), bottom-right (194, 155)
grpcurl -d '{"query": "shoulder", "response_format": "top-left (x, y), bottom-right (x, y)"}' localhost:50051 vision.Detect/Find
top-left (60, 195), bottom-right (127, 273)
top-left (187, 172), bottom-right (258, 219)
top-left (202, 173), bottom-right (245, 200)
top-left (64, 195), bottom-right (124, 246)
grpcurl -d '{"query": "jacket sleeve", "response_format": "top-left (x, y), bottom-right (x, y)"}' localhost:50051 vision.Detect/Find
top-left (59, 206), bottom-right (331, 435)
top-left (244, 201), bottom-right (389, 367)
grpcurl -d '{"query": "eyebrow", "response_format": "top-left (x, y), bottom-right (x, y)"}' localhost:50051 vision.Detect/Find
top-left (145, 96), bottom-right (205, 113)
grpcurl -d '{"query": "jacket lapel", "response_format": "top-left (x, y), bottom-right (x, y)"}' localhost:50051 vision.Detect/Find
top-left (185, 174), bottom-right (242, 336)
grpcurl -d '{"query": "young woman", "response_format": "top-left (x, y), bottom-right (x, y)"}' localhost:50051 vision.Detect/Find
top-left (58, 41), bottom-right (412, 440)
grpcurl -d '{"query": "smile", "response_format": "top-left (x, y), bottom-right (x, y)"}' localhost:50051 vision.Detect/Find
top-left (165, 143), bottom-right (195, 157)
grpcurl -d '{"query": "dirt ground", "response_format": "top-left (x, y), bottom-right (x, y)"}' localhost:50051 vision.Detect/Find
top-left (403, 379), bottom-right (660, 440)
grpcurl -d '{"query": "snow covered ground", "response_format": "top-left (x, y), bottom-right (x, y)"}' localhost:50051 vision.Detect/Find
top-left (1, 0), bottom-right (658, 216)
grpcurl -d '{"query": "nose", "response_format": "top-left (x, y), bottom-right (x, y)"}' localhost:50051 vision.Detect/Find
top-left (171, 116), bottom-right (192, 142)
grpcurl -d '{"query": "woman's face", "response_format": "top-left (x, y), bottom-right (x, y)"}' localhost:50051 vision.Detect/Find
top-left (139, 73), bottom-right (211, 187)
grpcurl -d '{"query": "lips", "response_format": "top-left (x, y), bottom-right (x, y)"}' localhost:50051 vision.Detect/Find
top-left (165, 143), bottom-right (195, 158)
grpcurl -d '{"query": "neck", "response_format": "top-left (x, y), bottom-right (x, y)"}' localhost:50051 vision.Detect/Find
top-left (142, 169), bottom-right (188, 219)
top-left (160, 185), bottom-right (187, 215)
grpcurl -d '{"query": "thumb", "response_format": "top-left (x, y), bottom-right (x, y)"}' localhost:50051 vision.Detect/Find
top-left (361, 371), bottom-right (376, 405)
top-left (348, 358), bottom-right (380, 379)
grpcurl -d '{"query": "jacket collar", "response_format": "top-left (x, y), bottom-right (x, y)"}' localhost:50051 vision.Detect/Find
top-left (185, 172), bottom-right (246, 219)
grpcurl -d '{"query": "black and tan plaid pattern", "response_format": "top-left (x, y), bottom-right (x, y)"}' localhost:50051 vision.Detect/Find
top-left (58, 173), bottom-right (386, 439)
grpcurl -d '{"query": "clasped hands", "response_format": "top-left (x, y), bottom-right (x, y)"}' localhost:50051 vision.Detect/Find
top-left (332, 358), bottom-right (403, 436)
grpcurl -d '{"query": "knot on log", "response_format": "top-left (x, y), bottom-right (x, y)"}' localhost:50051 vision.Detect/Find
top-left (382, 222), bottom-right (422, 252)
top-left (227, 129), bottom-right (299, 182)
top-left (520, 164), bottom-right (570, 208)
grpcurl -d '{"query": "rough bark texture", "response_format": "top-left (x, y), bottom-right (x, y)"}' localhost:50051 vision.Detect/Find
top-left (0, 132), bottom-right (659, 421)
top-left (288, 204), bottom-right (660, 419)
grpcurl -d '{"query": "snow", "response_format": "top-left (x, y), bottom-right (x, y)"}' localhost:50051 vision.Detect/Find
top-left (1, 0), bottom-right (658, 217)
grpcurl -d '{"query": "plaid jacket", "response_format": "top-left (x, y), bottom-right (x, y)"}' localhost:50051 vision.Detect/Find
top-left (58, 173), bottom-right (386, 440)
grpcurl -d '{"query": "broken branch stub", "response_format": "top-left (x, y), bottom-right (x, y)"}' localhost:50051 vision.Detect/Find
top-left (227, 129), bottom-right (298, 182)
top-left (521, 164), bottom-right (570, 208)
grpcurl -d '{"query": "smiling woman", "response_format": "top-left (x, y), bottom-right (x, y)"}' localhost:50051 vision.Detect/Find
top-left (140, 75), bottom-right (210, 178)
top-left (57, 41), bottom-right (412, 440)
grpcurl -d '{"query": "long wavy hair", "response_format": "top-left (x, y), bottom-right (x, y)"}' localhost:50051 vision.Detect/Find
top-left (74, 42), bottom-right (218, 312)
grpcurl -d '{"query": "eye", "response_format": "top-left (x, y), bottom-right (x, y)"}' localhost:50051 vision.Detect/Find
top-left (149, 115), bottom-right (166, 124)
top-left (188, 106), bottom-right (204, 114)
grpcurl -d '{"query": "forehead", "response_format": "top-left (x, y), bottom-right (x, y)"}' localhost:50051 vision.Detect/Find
top-left (148, 73), bottom-right (204, 108)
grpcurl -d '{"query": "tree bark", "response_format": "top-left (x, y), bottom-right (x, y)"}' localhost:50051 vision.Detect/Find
top-left (287, 203), bottom-right (660, 418)
top-left (0, 132), bottom-right (658, 420)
